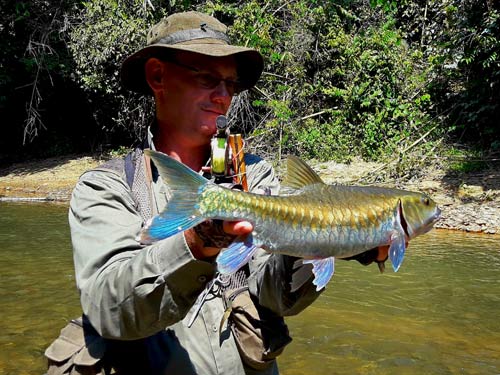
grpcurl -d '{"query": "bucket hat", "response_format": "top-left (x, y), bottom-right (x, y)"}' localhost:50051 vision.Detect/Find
top-left (121, 11), bottom-right (264, 95)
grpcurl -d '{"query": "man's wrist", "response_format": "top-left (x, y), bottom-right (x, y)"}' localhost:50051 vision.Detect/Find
top-left (193, 220), bottom-right (236, 248)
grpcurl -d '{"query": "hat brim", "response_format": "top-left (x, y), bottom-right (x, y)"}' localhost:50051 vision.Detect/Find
top-left (121, 43), bottom-right (264, 95)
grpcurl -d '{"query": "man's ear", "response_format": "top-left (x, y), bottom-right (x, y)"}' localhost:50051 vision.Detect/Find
top-left (145, 58), bottom-right (165, 93)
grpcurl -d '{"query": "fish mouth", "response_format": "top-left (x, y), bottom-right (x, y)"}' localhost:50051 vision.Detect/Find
top-left (425, 206), bottom-right (442, 232)
top-left (402, 202), bottom-right (442, 239)
top-left (426, 206), bottom-right (442, 228)
top-left (434, 206), bottom-right (442, 221)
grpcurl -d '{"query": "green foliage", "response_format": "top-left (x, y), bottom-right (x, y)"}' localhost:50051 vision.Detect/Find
top-left (294, 118), bottom-right (353, 163)
top-left (205, 1), bottom-right (440, 164)
top-left (370, 0), bottom-right (398, 13)
top-left (0, 0), bottom-right (76, 151)
top-left (1, 0), bottom-right (498, 175)
top-left (444, 147), bottom-right (489, 174)
top-left (107, 145), bottom-right (132, 158)
top-left (450, 5), bottom-right (500, 146)
top-left (67, 0), bottom-right (160, 138)
top-left (392, 0), bottom-right (500, 149)
top-left (317, 17), bottom-right (436, 160)
top-left (70, 1), bottom-right (149, 93)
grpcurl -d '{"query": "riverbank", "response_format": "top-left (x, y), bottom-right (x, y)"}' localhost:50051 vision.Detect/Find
top-left (0, 154), bottom-right (499, 235)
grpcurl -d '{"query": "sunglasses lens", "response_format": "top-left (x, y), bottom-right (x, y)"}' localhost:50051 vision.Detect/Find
top-left (197, 73), bottom-right (243, 94)
top-left (168, 60), bottom-right (244, 94)
top-left (196, 73), bottom-right (219, 89)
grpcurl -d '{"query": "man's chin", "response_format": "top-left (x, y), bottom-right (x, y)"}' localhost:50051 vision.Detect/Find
top-left (199, 123), bottom-right (217, 138)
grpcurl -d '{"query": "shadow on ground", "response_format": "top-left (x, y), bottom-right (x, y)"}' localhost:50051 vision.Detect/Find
top-left (439, 161), bottom-right (500, 203)
top-left (0, 154), bottom-right (105, 178)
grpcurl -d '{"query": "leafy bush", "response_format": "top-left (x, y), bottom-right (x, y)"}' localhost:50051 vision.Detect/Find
top-left (392, 0), bottom-right (500, 149)
top-left (0, 0), bottom-right (77, 160)
top-left (67, 0), bottom-right (160, 142)
top-left (215, 1), bottom-right (440, 165)
top-left (2, 0), bottom-right (497, 176)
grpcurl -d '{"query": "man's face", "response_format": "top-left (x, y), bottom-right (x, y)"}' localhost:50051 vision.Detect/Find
top-left (157, 52), bottom-right (239, 147)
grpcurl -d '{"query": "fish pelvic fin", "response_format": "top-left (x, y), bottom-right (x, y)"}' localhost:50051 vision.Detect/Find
top-left (281, 155), bottom-right (325, 192)
top-left (302, 257), bottom-right (335, 291)
top-left (139, 150), bottom-right (208, 243)
top-left (216, 235), bottom-right (259, 274)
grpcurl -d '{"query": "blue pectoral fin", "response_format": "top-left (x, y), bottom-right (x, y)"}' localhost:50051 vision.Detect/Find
top-left (389, 234), bottom-right (406, 272)
top-left (303, 257), bottom-right (335, 291)
top-left (216, 235), bottom-right (259, 274)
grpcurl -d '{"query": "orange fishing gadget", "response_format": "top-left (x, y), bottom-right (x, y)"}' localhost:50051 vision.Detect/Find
top-left (210, 115), bottom-right (248, 191)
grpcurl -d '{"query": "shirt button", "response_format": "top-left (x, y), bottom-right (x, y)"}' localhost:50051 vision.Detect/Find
top-left (212, 325), bottom-right (218, 332)
top-left (198, 275), bottom-right (207, 283)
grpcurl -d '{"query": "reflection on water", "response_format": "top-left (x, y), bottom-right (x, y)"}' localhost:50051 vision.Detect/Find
top-left (0, 202), bottom-right (499, 374)
top-left (281, 230), bottom-right (500, 375)
top-left (0, 203), bottom-right (81, 375)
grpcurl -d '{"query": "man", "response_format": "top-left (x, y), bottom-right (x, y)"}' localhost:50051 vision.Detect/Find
top-left (64, 11), bottom-right (323, 375)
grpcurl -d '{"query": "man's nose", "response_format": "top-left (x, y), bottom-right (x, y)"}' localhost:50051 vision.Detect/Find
top-left (211, 81), bottom-right (233, 100)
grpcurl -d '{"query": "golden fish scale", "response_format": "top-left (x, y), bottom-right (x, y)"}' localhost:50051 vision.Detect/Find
top-left (200, 185), bottom-right (399, 234)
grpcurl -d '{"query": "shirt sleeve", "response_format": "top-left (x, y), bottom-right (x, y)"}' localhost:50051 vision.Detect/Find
top-left (70, 169), bottom-right (216, 340)
top-left (243, 155), bottom-right (323, 316)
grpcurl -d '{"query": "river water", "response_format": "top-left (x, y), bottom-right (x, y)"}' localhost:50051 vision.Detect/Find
top-left (0, 202), bottom-right (499, 375)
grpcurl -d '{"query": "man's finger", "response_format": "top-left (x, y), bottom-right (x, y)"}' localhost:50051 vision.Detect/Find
top-left (223, 221), bottom-right (253, 235)
top-left (377, 245), bottom-right (390, 262)
top-left (376, 242), bottom-right (408, 262)
top-left (201, 247), bottom-right (223, 258)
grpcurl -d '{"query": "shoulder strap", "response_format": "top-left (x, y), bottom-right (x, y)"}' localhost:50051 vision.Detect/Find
top-left (95, 149), bottom-right (153, 224)
top-left (124, 152), bottom-right (135, 188)
top-left (128, 148), bottom-right (154, 224)
top-left (97, 158), bottom-right (125, 175)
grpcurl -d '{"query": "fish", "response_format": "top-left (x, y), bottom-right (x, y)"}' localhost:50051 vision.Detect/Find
top-left (140, 150), bottom-right (441, 291)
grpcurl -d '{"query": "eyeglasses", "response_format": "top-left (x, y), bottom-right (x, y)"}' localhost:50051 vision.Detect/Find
top-left (167, 60), bottom-right (244, 95)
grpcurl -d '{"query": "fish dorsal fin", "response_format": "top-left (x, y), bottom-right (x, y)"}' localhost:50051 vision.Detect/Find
top-left (282, 155), bottom-right (325, 191)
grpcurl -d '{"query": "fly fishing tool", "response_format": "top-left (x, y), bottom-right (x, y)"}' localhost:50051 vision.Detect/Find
top-left (210, 115), bottom-right (248, 191)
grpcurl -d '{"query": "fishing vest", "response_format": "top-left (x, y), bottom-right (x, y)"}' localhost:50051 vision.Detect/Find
top-left (44, 148), bottom-right (291, 374)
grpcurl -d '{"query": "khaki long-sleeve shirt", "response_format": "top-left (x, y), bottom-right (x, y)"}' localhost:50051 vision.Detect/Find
top-left (69, 150), bottom-right (322, 375)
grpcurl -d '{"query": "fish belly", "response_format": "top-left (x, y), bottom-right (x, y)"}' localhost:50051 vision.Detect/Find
top-left (252, 217), bottom-right (391, 259)
top-left (203, 188), bottom-right (395, 259)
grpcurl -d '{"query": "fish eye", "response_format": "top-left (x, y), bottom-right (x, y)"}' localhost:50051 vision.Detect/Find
top-left (421, 196), bottom-right (430, 205)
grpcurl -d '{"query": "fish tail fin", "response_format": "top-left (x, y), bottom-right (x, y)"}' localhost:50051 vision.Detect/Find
top-left (217, 235), bottom-right (259, 274)
top-left (139, 150), bottom-right (207, 243)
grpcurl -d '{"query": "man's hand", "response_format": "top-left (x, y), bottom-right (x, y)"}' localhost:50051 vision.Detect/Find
top-left (343, 242), bottom-right (408, 272)
top-left (223, 220), bottom-right (254, 235)
top-left (186, 220), bottom-right (254, 260)
top-left (376, 245), bottom-right (390, 262)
